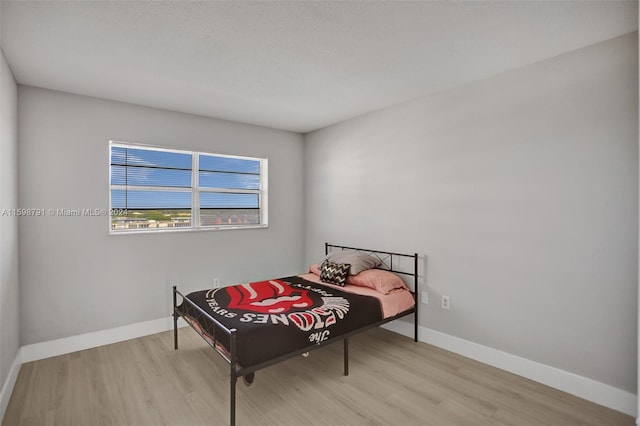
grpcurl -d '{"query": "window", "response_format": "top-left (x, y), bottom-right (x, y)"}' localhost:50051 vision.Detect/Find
top-left (109, 141), bottom-right (267, 233)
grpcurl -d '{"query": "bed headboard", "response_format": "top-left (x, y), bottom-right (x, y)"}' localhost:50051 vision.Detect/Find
top-left (324, 243), bottom-right (419, 293)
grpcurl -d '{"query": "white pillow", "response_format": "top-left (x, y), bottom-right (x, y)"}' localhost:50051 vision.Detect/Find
top-left (318, 252), bottom-right (381, 276)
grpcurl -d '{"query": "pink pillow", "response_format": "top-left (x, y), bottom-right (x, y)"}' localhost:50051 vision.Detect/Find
top-left (347, 269), bottom-right (408, 294)
top-left (309, 263), bottom-right (321, 276)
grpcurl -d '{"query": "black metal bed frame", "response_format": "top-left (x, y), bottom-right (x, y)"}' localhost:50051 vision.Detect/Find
top-left (172, 243), bottom-right (419, 426)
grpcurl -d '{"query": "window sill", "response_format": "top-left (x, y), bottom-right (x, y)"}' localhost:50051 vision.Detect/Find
top-left (109, 224), bottom-right (268, 235)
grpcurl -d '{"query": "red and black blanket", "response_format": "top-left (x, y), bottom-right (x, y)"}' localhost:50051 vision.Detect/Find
top-left (177, 275), bottom-right (383, 368)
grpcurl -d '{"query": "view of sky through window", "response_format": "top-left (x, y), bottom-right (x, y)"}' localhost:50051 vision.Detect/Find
top-left (110, 143), bottom-right (264, 231)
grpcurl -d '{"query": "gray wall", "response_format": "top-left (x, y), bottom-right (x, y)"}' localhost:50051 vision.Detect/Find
top-left (304, 33), bottom-right (638, 393)
top-left (0, 51), bottom-right (19, 390)
top-left (0, 2), bottom-right (21, 414)
top-left (18, 87), bottom-right (304, 345)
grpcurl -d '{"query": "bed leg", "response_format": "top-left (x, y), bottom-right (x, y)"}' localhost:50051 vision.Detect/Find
top-left (172, 286), bottom-right (179, 350)
top-left (413, 295), bottom-right (418, 343)
top-left (414, 253), bottom-right (419, 343)
top-left (343, 337), bottom-right (349, 376)
top-left (173, 315), bottom-right (178, 350)
top-left (230, 374), bottom-right (237, 426)
top-left (173, 286), bottom-right (179, 350)
top-left (230, 329), bottom-right (238, 426)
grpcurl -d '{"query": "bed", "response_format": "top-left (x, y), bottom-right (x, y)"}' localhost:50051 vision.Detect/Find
top-left (172, 243), bottom-right (419, 426)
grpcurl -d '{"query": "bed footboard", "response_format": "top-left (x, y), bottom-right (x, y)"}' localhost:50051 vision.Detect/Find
top-left (173, 286), bottom-right (241, 425)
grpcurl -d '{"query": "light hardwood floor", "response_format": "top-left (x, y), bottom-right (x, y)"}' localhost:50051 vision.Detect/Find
top-left (3, 327), bottom-right (634, 426)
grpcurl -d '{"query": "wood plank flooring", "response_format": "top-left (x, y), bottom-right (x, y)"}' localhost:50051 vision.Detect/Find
top-left (3, 328), bottom-right (634, 425)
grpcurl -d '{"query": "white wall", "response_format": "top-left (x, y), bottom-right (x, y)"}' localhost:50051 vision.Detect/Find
top-left (0, 49), bottom-right (20, 412)
top-left (304, 33), bottom-right (638, 394)
top-left (18, 87), bottom-right (304, 345)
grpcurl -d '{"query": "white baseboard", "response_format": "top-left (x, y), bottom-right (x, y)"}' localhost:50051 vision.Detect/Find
top-left (383, 320), bottom-right (637, 418)
top-left (0, 348), bottom-right (22, 423)
top-left (21, 316), bottom-right (187, 363)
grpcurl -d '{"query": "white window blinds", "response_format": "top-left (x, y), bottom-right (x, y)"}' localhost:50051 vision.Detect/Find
top-left (109, 142), bottom-right (267, 233)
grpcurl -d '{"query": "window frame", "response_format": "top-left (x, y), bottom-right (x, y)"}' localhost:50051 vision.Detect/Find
top-left (109, 141), bottom-right (268, 234)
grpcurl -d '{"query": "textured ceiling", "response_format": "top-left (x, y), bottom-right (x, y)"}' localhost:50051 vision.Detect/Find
top-left (1, 1), bottom-right (637, 133)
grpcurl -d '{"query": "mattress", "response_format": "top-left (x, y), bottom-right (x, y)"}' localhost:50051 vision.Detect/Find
top-left (177, 274), bottom-right (414, 368)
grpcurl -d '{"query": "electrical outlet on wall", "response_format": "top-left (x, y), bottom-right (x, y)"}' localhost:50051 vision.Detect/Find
top-left (441, 295), bottom-right (450, 310)
top-left (213, 278), bottom-right (221, 288)
top-left (421, 291), bottom-right (429, 304)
